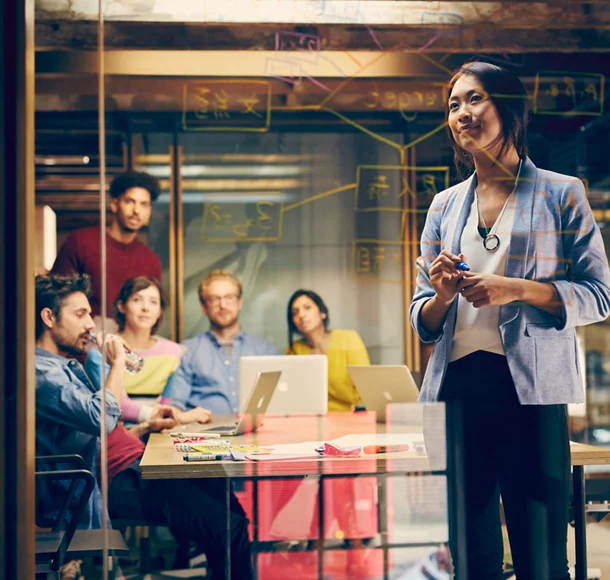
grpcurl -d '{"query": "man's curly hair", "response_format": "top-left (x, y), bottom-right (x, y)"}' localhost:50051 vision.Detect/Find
top-left (109, 171), bottom-right (161, 202)
top-left (35, 274), bottom-right (91, 339)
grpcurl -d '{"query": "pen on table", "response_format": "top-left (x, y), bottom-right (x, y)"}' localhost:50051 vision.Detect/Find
top-left (183, 453), bottom-right (232, 462)
top-left (363, 445), bottom-right (411, 454)
top-left (169, 432), bottom-right (222, 439)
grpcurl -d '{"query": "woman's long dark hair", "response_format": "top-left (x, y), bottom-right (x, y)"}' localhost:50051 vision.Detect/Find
top-left (287, 289), bottom-right (330, 349)
top-left (447, 60), bottom-right (530, 179)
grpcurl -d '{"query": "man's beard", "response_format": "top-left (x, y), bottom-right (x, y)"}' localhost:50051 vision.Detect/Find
top-left (117, 215), bottom-right (140, 234)
top-left (54, 331), bottom-right (89, 356)
top-left (210, 315), bottom-right (238, 331)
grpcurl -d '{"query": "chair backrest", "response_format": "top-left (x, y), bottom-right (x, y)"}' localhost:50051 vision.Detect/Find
top-left (35, 455), bottom-right (84, 531)
top-left (35, 455), bottom-right (96, 571)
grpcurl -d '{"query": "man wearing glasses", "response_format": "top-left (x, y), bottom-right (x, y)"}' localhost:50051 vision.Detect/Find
top-left (169, 269), bottom-right (277, 415)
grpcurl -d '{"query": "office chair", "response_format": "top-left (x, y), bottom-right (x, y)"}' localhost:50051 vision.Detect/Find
top-left (35, 455), bottom-right (129, 580)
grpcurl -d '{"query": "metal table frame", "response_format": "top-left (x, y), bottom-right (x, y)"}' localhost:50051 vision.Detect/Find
top-left (140, 410), bottom-right (609, 580)
top-left (223, 405), bottom-right (468, 580)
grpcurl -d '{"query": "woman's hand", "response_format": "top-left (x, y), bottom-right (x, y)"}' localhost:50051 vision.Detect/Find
top-left (428, 250), bottom-right (468, 303)
top-left (456, 272), bottom-right (519, 308)
top-left (175, 406), bottom-right (213, 425)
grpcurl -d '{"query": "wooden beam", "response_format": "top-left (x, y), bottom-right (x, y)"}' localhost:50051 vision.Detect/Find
top-left (33, 0), bottom-right (610, 25)
top-left (1, 0), bottom-right (36, 578)
top-left (35, 17), bottom-right (610, 52)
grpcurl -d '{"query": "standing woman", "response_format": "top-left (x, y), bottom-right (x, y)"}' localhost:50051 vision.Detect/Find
top-left (287, 289), bottom-right (370, 411)
top-left (410, 61), bottom-right (610, 579)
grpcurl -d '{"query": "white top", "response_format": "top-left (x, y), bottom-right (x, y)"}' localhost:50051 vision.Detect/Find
top-left (450, 193), bottom-right (516, 362)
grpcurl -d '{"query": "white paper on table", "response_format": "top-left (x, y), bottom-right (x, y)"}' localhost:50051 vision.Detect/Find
top-left (330, 433), bottom-right (424, 448)
top-left (245, 441), bottom-right (324, 461)
top-left (246, 454), bottom-right (322, 461)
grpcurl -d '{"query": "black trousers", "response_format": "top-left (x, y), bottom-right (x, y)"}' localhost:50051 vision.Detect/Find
top-left (108, 461), bottom-right (252, 580)
top-left (440, 350), bottom-right (571, 580)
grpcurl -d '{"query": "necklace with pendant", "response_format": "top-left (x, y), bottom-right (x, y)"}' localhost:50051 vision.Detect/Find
top-left (476, 158), bottom-right (523, 252)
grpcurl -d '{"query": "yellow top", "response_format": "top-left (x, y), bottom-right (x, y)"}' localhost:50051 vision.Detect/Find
top-left (287, 329), bottom-right (370, 412)
top-left (123, 336), bottom-right (184, 396)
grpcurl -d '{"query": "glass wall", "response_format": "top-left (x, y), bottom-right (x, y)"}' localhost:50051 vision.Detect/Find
top-left (132, 129), bottom-right (407, 359)
top-left (32, 1), bottom-right (610, 578)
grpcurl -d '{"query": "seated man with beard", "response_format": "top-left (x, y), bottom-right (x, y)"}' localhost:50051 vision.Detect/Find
top-left (169, 269), bottom-right (276, 415)
top-left (34, 274), bottom-right (253, 579)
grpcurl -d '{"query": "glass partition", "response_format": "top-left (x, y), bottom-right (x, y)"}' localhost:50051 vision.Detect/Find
top-left (132, 132), bottom-right (175, 339)
top-left (32, 1), bottom-right (610, 578)
top-left (178, 130), bottom-right (406, 358)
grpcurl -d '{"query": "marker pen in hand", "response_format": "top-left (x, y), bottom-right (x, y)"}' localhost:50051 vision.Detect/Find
top-left (415, 260), bottom-right (469, 275)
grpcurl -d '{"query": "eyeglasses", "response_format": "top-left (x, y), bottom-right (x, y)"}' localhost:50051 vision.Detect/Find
top-left (203, 294), bottom-right (240, 306)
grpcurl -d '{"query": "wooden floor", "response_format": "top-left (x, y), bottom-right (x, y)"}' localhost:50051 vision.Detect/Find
top-left (78, 497), bottom-right (610, 578)
top-left (568, 518), bottom-right (610, 579)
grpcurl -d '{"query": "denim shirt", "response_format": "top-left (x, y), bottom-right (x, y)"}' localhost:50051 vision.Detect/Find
top-left (170, 330), bottom-right (277, 414)
top-left (35, 347), bottom-right (122, 529)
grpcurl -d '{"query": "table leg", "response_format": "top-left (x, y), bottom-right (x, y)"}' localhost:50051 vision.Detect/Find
top-left (377, 475), bottom-right (390, 580)
top-left (226, 477), bottom-right (231, 580)
top-left (446, 401), bottom-right (467, 580)
top-left (573, 465), bottom-right (587, 580)
top-left (252, 480), bottom-right (259, 580)
top-left (318, 476), bottom-right (324, 579)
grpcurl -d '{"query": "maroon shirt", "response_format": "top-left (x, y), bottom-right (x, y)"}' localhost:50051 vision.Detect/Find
top-left (51, 226), bottom-right (162, 317)
top-left (106, 423), bottom-right (146, 482)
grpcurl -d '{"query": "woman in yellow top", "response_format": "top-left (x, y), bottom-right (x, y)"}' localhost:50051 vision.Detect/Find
top-left (287, 289), bottom-right (370, 411)
top-left (283, 289), bottom-right (377, 566)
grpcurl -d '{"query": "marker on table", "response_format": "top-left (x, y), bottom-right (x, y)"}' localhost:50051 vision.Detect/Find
top-left (363, 445), bottom-right (411, 454)
top-left (183, 453), bottom-right (231, 462)
top-left (169, 432), bottom-right (222, 440)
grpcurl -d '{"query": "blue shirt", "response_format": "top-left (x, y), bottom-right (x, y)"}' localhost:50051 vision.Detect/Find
top-left (411, 157), bottom-right (610, 405)
top-left (170, 330), bottom-right (277, 414)
top-left (35, 347), bottom-right (122, 530)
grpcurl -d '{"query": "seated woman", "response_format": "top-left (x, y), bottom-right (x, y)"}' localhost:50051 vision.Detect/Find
top-left (278, 290), bottom-right (377, 567)
top-left (86, 276), bottom-right (210, 425)
top-left (286, 289), bottom-right (370, 411)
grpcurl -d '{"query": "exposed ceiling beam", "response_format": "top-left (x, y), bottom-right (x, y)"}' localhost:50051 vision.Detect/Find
top-left (34, 1), bottom-right (610, 25)
top-left (35, 14), bottom-right (610, 53)
top-left (35, 50), bottom-right (452, 77)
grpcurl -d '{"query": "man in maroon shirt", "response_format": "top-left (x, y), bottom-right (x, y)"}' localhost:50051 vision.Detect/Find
top-left (51, 171), bottom-right (163, 330)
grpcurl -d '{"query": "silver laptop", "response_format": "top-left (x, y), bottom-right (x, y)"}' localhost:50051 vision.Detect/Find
top-left (194, 370), bottom-right (281, 436)
top-left (347, 365), bottom-right (420, 423)
top-left (239, 355), bottom-right (328, 415)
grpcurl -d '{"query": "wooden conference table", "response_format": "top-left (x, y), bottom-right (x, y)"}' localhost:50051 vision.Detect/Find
top-left (140, 410), bottom-right (610, 580)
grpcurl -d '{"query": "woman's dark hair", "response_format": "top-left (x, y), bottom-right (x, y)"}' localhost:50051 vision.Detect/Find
top-left (109, 171), bottom-right (161, 202)
top-left (447, 60), bottom-right (529, 178)
top-left (114, 276), bottom-right (167, 335)
top-left (35, 274), bottom-right (91, 340)
top-left (287, 289), bottom-right (330, 349)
